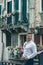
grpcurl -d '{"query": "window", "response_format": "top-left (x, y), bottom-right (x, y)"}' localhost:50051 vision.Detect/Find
top-left (22, 0), bottom-right (27, 23)
top-left (7, 16), bottom-right (12, 24)
top-left (0, 5), bottom-right (1, 15)
top-left (0, 5), bottom-right (1, 21)
top-left (14, 0), bottom-right (28, 24)
top-left (42, 0), bottom-right (43, 11)
top-left (6, 32), bottom-right (11, 47)
top-left (14, 0), bottom-right (18, 10)
top-left (7, 1), bottom-right (12, 13)
top-left (7, 1), bottom-right (12, 24)
top-left (14, 0), bottom-right (19, 24)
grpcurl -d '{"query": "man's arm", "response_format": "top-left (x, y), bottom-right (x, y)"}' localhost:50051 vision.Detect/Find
top-left (27, 44), bottom-right (37, 59)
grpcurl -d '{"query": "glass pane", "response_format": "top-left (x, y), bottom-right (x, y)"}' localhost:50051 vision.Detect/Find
top-left (14, 0), bottom-right (19, 24)
top-left (6, 32), bottom-right (11, 47)
top-left (22, 0), bottom-right (27, 23)
top-left (14, 0), bottom-right (19, 10)
top-left (7, 1), bottom-right (12, 13)
top-left (7, 1), bottom-right (12, 24)
top-left (7, 16), bottom-right (12, 24)
top-left (0, 5), bottom-right (1, 15)
top-left (0, 5), bottom-right (1, 21)
top-left (42, 0), bottom-right (43, 11)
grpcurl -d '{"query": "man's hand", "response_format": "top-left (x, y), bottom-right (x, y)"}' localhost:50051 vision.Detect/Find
top-left (24, 57), bottom-right (29, 60)
top-left (21, 56), bottom-right (25, 60)
top-left (21, 56), bottom-right (29, 60)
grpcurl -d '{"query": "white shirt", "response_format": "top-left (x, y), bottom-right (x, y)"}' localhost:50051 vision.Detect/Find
top-left (22, 40), bottom-right (37, 59)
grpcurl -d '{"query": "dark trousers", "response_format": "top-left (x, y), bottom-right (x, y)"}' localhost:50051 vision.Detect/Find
top-left (23, 59), bottom-right (34, 65)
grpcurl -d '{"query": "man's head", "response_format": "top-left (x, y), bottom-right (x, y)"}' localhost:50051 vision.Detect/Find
top-left (26, 33), bottom-right (32, 42)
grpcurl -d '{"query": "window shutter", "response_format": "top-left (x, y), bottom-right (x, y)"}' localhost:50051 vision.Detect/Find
top-left (6, 32), bottom-right (11, 46)
top-left (0, 5), bottom-right (1, 15)
top-left (42, 0), bottom-right (43, 11)
top-left (7, 1), bottom-right (12, 13)
top-left (7, 1), bottom-right (12, 24)
top-left (22, 0), bottom-right (27, 23)
top-left (14, 0), bottom-right (19, 24)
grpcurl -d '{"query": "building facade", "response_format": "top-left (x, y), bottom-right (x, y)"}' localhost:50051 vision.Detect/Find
top-left (34, 0), bottom-right (43, 45)
top-left (0, 0), bottom-right (43, 60)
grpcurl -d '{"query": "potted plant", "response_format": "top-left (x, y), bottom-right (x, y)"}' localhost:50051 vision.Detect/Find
top-left (37, 44), bottom-right (43, 51)
top-left (14, 46), bottom-right (23, 59)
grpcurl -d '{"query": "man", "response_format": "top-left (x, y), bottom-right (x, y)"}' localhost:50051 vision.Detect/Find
top-left (22, 33), bottom-right (37, 65)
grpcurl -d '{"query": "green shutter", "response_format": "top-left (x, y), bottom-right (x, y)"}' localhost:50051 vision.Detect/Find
top-left (42, 0), bottom-right (43, 11)
top-left (0, 5), bottom-right (1, 15)
top-left (0, 5), bottom-right (1, 22)
top-left (22, 0), bottom-right (27, 23)
top-left (7, 1), bottom-right (12, 13)
top-left (6, 32), bottom-right (11, 47)
top-left (7, 16), bottom-right (12, 24)
top-left (14, 0), bottom-right (18, 10)
top-left (14, 0), bottom-right (19, 24)
top-left (7, 1), bottom-right (12, 24)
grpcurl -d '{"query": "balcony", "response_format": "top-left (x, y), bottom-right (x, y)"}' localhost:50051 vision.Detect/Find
top-left (0, 12), bottom-right (28, 33)
top-left (0, 21), bottom-right (28, 33)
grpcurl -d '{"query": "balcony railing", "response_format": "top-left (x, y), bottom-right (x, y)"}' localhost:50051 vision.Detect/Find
top-left (0, 51), bottom-right (43, 65)
top-left (0, 61), bottom-right (23, 65)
